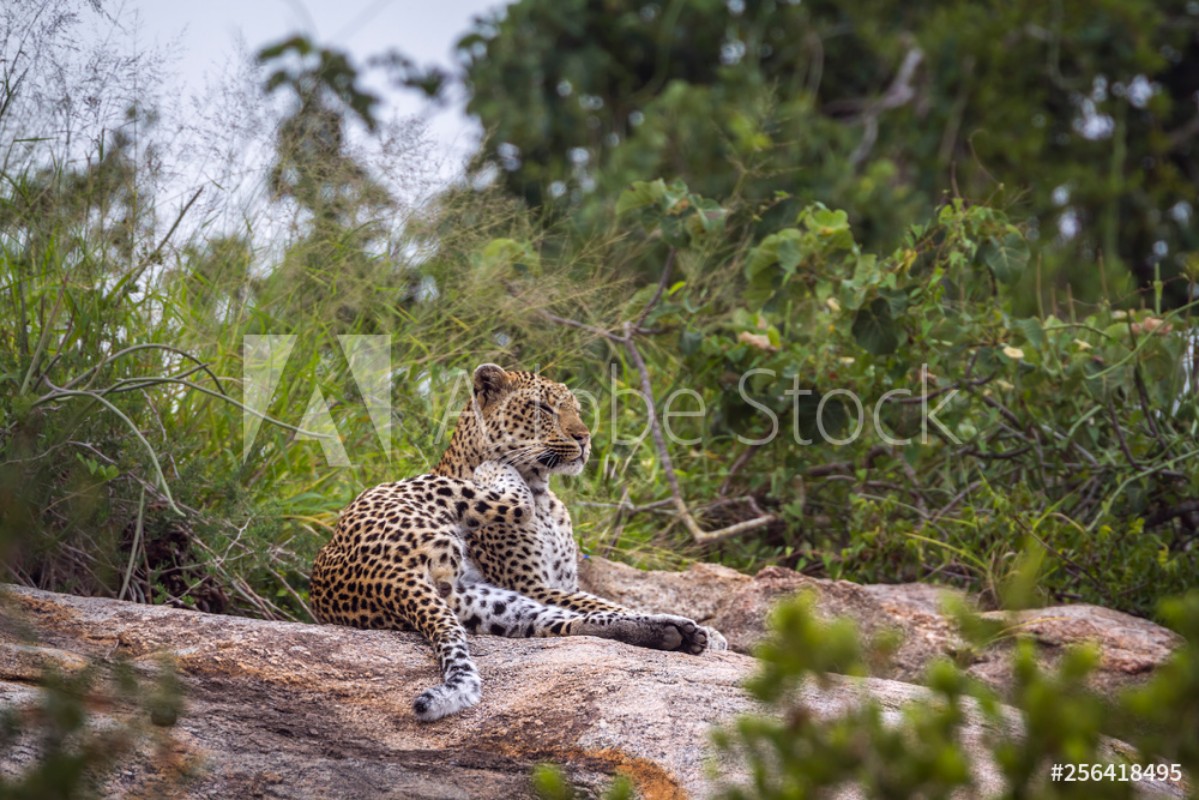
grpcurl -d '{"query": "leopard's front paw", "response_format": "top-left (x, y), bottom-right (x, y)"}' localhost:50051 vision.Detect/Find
top-left (472, 460), bottom-right (524, 490)
top-left (471, 461), bottom-right (534, 522)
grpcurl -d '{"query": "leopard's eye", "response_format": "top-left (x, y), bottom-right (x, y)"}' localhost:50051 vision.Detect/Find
top-left (537, 401), bottom-right (556, 415)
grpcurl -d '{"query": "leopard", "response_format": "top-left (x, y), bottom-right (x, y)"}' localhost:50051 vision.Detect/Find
top-left (310, 363), bottom-right (727, 722)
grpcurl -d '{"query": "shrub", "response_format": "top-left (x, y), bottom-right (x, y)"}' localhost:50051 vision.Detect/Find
top-left (711, 589), bottom-right (1199, 799)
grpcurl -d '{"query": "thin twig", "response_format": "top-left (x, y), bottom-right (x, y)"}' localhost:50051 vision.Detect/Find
top-left (805, 461), bottom-right (853, 478)
top-left (131, 188), bottom-right (203, 282)
top-left (61, 342), bottom-right (226, 395)
top-left (633, 249), bottom-right (676, 331)
top-left (622, 321), bottom-right (774, 544)
top-left (895, 451), bottom-right (928, 517)
top-left (894, 371), bottom-right (996, 405)
top-left (602, 485), bottom-right (631, 559)
top-left (266, 566), bottom-right (315, 620)
top-left (1132, 365), bottom-right (1166, 448)
top-left (719, 443), bottom-right (764, 496)
top-left (1144, 500), bottom-right (1199, 530)
top-left (534, 308), bottom-right (621, 341)
top-left (1105, 398), bottom-right (1141, 470)
top-left (930, 480), bottom-right (982, 523)
top-left (119, 487), bottom-right (146, 602)
top-left (849, 46), bottom-right (924, 167)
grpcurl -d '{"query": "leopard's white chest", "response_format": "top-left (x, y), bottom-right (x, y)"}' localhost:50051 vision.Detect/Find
top-left (530, 488), bottom-right (578, 591)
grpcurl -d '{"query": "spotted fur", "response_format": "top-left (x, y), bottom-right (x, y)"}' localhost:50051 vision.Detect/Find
top-left (310, 364), bottom-right (727, 721)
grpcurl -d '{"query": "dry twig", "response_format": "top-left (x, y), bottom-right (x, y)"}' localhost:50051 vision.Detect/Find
top-left (532, 249), bottom-right (776, 545)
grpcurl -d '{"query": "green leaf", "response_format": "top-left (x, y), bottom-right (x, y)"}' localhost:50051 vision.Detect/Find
top-left (852, 297), bottom-right (901, 355)
top-left (660, 213), bottom-right (688, 247)
top-left (777, 235), bottom-right (804, 275)
top-left (1013, 317), bottom-right (1046, 350)
top-left (807, 207), bottom-right (849, 233)
top-left (746, 229), bottom-right (804, 279)
top-left (686, 197), bottom-right (727, 237)
top-left (680, 330), bottom-right (703, 356)
top-left (474, 238), bottom-right (539, 274)
top-left (878, 286), bottom-right (910, 316)
top-left (615, 179), bottom-right (667, 216)
top-left (980, 231), bottom-right (1029, 285)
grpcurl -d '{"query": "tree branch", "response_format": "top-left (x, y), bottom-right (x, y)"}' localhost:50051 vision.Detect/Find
top-left (622, 322), bottom-right (774, 545)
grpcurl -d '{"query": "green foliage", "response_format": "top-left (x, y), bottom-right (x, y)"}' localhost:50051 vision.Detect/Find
top-left (0, 658), bottom-right (184, 799)
top-left (715, 593), bottom-right (980, 798)
top-left (587, 180), bottom-right (1196, 618)
top-left (712, 589), bottom-right (1199, 799)
top-left (530, 587), bottom-right (1199, 799)
top-left (3, 8), bottom-right (1197, 795)
top-left (532, 764), bottom-right (635, 800)
top-left (455, 0), bottom-right (1199, 304)
top-left (2, 0), bottom-right (1195, 645)
top-left (1122, 591), bottom-right (1199, 772)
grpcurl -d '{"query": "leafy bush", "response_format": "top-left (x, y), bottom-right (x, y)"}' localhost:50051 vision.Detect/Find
top-left (544, 178), bottom-right (1197, 619)
top-left (0, 655), bottom-right (185, 798)
top-left (2, 3), bottom-right (1195, 625)
top-left (711, 589), bottom-right (1199, 799)
top-left (530, 588), bottom-right (1199, 799)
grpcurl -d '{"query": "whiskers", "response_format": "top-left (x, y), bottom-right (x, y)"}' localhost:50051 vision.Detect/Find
top-left (496, 441), bottom-right (580, 471)
top-left (498, 443), bottom-right (551, 469)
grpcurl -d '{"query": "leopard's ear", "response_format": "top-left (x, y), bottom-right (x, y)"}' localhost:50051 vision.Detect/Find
top-left (472, 363), bottom-right (514, 407)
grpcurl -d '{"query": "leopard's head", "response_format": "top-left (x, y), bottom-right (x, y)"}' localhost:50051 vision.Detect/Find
top-left (444, 363), bottom-right (590, 479)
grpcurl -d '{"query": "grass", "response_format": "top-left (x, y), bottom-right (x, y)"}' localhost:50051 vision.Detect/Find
top-left (2, 4), bottom-right (1196, 627)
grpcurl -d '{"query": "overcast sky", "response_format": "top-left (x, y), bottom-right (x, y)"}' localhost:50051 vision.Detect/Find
top-left (132, 0), bottom-right (503, 166)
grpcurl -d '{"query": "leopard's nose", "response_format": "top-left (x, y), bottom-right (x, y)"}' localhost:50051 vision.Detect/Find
top-left (572, 431), bottom-right (590, 444)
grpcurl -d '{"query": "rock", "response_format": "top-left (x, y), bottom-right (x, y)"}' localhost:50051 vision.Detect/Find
top-left (969, 605), bottom-right (1184, 696)
top-left (2, 583), bottom-right (754, 799)
top-left (858, 582), bottom-right (968, 683)
top-left (1, 584), bottom-right (1184, 798)
top-left (580, 558), bottom-right (961, 680)
top-left (579, 557), bottom-right (1181, 695)
top-left (577, 556), bottom-right (749, 625)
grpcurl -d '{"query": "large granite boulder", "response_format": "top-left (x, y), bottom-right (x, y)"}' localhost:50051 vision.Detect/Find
top-left (579, 557), bottom-right (1182, 694)
top-left (0, 581), bottom-right (1185, 798)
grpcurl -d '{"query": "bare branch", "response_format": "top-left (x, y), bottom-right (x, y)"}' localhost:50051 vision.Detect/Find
top-left (622, 321), bottom-right (774, 545)
top-left (633, 248), bottom-right (676, 331)
top-left (850, 46), bottom-right (924, 167)
top-left (719, 442), bottom-right (764, 496)
top-left (534, 308), bottom-right (623, 341)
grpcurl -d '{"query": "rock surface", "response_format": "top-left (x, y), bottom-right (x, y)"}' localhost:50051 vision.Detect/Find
top-left (971, 605), bottom-right (1185, 696)
top-left (0, 578), bottom-right (1185, 799)
top-left (2, 584), bottom-right (755, 799)
top-left (578, 556), bottom-right (1182, 694)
